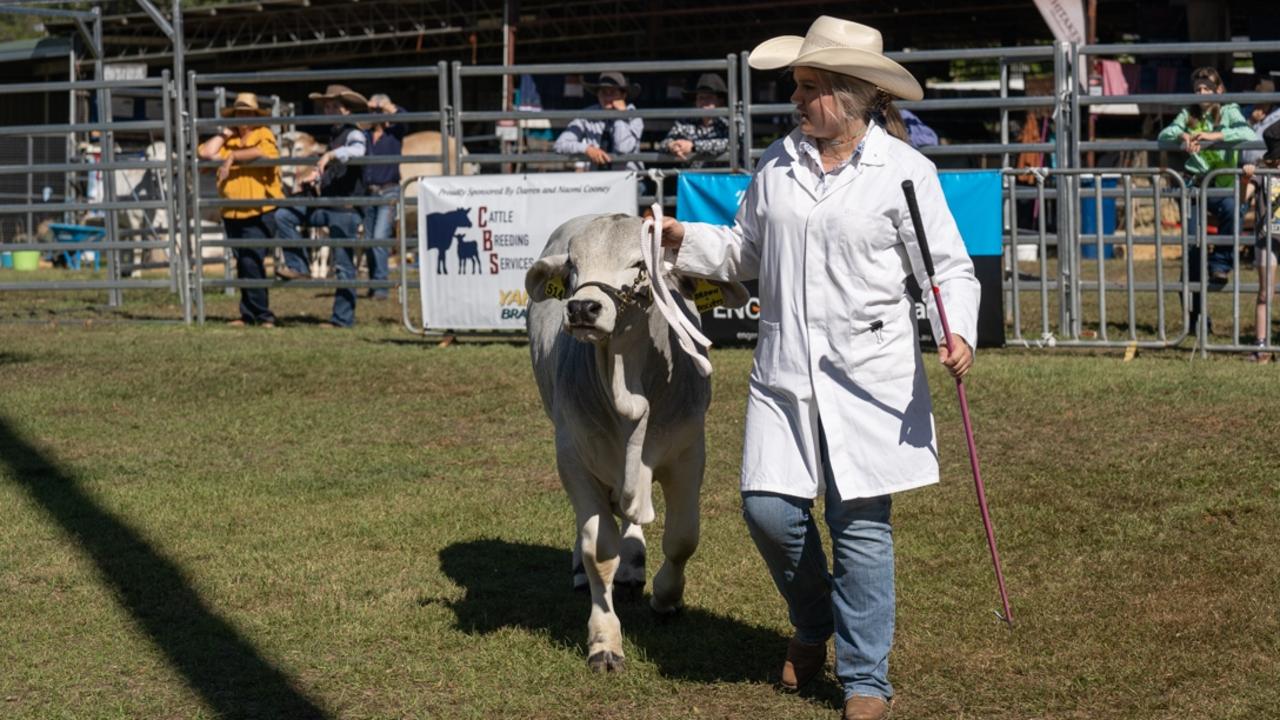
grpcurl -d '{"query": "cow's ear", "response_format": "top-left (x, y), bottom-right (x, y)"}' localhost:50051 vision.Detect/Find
top-left (526, 253), bottom-right (569, 302)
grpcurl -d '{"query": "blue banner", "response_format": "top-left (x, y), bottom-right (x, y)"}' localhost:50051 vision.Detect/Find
top-left (937, 170), bottom-right (1003, 257)
top-left (674, 170), bottom-right (1002, 257)
top-left (676, 173), bottom-right (752, 225)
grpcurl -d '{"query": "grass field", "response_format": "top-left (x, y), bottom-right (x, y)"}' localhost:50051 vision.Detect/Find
top-left (1, 280), bottom-right (1279, 719)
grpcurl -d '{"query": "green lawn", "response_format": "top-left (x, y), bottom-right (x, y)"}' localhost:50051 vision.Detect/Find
top-left (1, 296), bottom-right (1278, 718)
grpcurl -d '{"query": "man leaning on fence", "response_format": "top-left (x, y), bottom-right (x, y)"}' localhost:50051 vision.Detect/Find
top-left (554, 71), bottom-right (644, 171)
top-left (1158, 67), bottom-right (1257, 330)
top-left (197, 92), bottom-right (283, 328)
top-left (275, 84), bottom-right (368, 328)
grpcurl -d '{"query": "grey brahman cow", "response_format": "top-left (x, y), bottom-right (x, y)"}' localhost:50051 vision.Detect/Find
top-left (525, 213), bottom-right (746, 672)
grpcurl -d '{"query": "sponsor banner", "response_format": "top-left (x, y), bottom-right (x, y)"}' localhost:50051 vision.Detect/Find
top-left (416, 172), bottom-right (638, 330)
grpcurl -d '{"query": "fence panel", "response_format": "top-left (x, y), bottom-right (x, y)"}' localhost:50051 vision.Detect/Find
top-left (1193, 168), bottom-right (1280, 358)
top-left (0, 73), bottom-right (185, 314)
top-left (187, 63), bottom-right (451, 325)
top-left (1003, 168), bottom-right (1193, 349)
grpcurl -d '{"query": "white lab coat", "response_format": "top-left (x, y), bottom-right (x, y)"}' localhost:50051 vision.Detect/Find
top-left (675, 122), bottom-right (981, 501)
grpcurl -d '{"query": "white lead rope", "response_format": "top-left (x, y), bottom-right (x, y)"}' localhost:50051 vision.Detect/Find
top-left (641, 203), bottom-right (714, 377)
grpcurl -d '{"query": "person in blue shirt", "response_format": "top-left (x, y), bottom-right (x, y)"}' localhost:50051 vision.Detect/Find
top-left (899, 108), bottom-right (938, 148)
top-left (362, 93), bottom-right (406, 300)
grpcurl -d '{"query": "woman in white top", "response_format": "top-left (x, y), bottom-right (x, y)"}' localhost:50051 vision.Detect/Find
top-left (661, 17), bottom-right (980, 720)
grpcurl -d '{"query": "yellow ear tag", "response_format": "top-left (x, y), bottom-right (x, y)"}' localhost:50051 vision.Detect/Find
top-left (692, 279), bottom-right (724, 314)
top-left (544, 276), bottom-right (566, 300)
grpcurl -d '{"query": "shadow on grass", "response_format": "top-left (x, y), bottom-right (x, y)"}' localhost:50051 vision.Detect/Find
top-left (0, 417), bottom-right (331, 720)
top-left (438, 538), bottom-right (836, 693)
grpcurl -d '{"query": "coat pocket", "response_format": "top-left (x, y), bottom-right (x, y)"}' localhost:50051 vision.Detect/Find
top-left (839, 313), bottom-right (916, 385)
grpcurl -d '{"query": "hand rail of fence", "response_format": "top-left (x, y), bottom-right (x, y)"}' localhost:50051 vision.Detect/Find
top-left (448, 56), bottom-right (741, 173)
top-left (741, 45), bottom-right (1058, 163)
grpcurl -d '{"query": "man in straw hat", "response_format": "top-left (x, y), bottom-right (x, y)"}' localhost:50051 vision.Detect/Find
top-left (660, 16), bottom-right (980, 720)
top-left (275, 84), bottom-right (369, 328)
top-left (197, 92), bottom-right (282, 327)
top-left (661, 73), bottom-right (731, 165)
top-left (554, 71), bottom-right (644, 171)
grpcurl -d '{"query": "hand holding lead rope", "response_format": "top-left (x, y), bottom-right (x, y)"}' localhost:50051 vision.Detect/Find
top-left (641, 204), bottom-right (713, 377)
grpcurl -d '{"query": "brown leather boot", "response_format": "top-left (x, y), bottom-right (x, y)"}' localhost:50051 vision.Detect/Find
top-left (779, 637), bottom-right (826, 691)
top-left (842, 695), bottom-right (891, 720)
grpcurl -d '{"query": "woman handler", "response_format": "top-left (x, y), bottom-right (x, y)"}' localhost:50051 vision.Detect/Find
top-left (661, 16), bottom-right (980, 720)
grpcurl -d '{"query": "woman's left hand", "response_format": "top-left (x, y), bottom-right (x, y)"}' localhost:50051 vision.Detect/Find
top-left (939, 334), bottom-right (973, 378)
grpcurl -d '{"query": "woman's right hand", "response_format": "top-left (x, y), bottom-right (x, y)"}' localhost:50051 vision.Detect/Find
top-left (661, 216), bottom-right (685, 248)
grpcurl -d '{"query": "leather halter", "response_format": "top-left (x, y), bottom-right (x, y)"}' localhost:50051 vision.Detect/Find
top-left (571, 267), bottom-right (653, 311)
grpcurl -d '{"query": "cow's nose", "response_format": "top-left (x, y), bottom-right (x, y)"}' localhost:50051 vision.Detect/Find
top-left (566, 298), bottom-right (603, 325)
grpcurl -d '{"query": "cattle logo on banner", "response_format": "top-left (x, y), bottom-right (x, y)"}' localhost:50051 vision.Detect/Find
top-left (416, 172), bottom-right (638, 331)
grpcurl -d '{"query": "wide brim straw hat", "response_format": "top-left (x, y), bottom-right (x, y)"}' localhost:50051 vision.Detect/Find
top-left (582, 71), bottom-right (641, 100)
top-left (219, 92), bottom-right (271, 117)
top-left (748, 15), bottom-right (924, 101)
top-left (683, 73), bottom-right (729, 98)
top-left (308, 84), bottom-right (369, 113)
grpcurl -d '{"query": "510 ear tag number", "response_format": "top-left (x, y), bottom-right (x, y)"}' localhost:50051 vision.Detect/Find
top-left (544, 277), bottom-right (567, 300)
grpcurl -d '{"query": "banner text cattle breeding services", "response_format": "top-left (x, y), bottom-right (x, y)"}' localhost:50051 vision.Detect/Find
top-left (415, 172), bottom-right (638, 330)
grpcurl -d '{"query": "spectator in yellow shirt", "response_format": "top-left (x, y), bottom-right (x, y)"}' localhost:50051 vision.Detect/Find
top-left (197, 93), bottom-right (284, 327)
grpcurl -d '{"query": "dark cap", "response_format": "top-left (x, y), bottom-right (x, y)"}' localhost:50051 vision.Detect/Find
top-left (683, 73), bottom-right (728, 98)
top-left (1263, 121), bottom-right (1280, 161)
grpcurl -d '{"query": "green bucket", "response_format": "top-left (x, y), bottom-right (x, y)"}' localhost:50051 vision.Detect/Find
top-left (12, 250), bottom-right (41, 271)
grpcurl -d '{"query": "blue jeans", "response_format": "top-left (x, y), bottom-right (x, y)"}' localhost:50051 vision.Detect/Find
top-left (1188, 194), bottom-right (1241, 276)
top-left (224, 211), bottom-right (275, 324)
top-left (362, 186), bottom-right (399, 299)
top-left (741, 428), bottom-right (895, 703)
top-left (275, 205), bottom-right (362, 327)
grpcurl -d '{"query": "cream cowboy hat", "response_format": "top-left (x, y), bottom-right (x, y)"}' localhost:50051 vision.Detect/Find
top-left (308, 84), bottom-right (369, 112)
top-left (748, 16), bottom-right (923, 101)
top-left (219, 92), bottom-right (271, 117)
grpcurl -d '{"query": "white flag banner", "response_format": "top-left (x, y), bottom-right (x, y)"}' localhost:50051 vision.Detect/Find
top-left (1033, 0), bottom-right (1086, 44)
top-left (415, 172), bottom-right (639, 331)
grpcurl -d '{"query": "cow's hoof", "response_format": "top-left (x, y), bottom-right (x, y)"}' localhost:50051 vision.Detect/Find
top-left (614, 580), bottom-right (645, 603)
top-left (649, 600), bottom-right (684, 623)
top-left (587, 651), bottom-right (625, 673)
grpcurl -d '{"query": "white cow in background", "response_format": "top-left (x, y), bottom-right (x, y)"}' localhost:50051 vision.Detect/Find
top-left (89, 140), bottom-right (224, 276)
top-left (525, 213), bottom-right (747, 672)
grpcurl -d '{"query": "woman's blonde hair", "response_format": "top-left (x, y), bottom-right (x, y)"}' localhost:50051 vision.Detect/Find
top-left (804, 68), bottom-right (910, 144)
